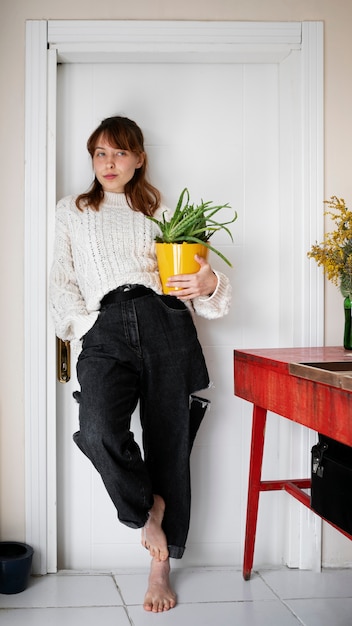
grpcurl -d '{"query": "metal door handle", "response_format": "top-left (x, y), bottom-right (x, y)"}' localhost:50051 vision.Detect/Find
top-left (57, 337), bottom-right (71, 383)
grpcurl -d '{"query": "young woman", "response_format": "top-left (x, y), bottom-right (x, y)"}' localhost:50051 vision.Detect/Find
top-left (50, 116), bottom-right (231, 612)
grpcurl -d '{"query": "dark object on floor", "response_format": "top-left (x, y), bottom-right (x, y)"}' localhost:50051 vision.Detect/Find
top-left (0, 542), bottom-right (34, 594)
top-left (311, 434), bottom-right (352, 534)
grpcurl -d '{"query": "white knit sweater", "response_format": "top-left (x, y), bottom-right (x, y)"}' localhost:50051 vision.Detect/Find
top-left (49, 192), bottom-right (232, 347)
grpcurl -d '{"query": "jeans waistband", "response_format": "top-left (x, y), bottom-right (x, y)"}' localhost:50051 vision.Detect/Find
top-left (100, 284), bottom-right (152, 307)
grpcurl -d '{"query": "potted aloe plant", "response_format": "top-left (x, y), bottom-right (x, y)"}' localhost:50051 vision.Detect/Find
top-left (148, 187), bottom-right (237, 293)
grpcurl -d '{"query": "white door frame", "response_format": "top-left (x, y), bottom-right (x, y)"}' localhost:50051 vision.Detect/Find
top-left (24, 20), bottom-right (324, 575)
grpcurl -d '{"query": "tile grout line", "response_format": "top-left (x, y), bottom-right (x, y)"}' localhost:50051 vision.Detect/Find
top-left (111, 573), bottom-right (135, 625)
top-left (255, 571), bottom-right (307, 626)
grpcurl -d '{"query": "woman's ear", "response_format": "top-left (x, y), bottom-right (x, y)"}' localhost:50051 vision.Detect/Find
top-left (136, 152), bottom-right (145, 169)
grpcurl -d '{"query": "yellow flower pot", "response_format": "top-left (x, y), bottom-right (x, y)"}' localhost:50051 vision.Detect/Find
top-left (156, 242), bottom-right (209, 294)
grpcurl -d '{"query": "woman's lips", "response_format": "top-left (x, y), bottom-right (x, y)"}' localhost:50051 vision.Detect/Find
top-left (104, 174), bottom-right (117, 180)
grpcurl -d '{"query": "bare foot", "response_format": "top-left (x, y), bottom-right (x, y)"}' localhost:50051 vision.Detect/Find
top-left (141, 494), bottom-right (169, 561)
top-left (143, 557), bottom-right (177, 612)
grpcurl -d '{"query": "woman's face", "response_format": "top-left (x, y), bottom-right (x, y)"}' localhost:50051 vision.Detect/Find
top-left (92, 135), bottom-right (144, 193)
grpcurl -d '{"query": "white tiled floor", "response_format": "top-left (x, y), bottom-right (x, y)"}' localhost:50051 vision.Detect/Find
top-left (1, 567), bottom-right (352, 625)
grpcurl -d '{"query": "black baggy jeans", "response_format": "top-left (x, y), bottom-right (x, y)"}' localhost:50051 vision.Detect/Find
top-left (73, 286), bottom-right (210, 559)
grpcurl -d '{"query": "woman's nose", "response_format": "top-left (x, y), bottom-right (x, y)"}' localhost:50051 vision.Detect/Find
top-left (105, 155), bottom-right (115, 168)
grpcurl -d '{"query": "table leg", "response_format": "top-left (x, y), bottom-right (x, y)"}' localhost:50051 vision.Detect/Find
top-left (243, 404), bottom-right (267, 580)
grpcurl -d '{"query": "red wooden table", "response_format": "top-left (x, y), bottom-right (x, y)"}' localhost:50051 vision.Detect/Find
top-left (234, 346), bottom-right (352, 580)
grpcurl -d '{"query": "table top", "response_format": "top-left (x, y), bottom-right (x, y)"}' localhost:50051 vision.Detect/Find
top-left (234, 345), bottom-right (352, 366)
top-left (234, 347), bottom-right (352, 445)
top-left (235, 346), bottom-right (352, 391)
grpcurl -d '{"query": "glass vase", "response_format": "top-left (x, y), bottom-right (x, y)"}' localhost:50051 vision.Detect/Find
top-left (343, 296), bottom-right (352, 350)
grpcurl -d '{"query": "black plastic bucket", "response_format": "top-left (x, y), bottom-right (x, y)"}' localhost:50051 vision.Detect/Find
top-left (0, 542), bottom-right (34, 594)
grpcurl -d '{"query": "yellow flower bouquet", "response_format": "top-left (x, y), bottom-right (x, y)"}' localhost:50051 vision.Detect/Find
top-left (308, 196), bottom-right (352, 348)
top-left (308, 196), bottom-right (352, 296)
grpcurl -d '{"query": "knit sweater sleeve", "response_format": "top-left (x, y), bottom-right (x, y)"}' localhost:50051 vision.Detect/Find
top-left (49, 197), bottom-right (99, 341)
top-left (192, 269), bottom-right (232, 319)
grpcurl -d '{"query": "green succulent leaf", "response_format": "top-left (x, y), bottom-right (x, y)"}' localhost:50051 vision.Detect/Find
top-left (148, 187), bottom-right (237, 266)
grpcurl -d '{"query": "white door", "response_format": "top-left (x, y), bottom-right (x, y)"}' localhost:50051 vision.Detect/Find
top-left (24, 20), bottom-right (324, 575)
top-left (56, 58), bottom-right (298, 570)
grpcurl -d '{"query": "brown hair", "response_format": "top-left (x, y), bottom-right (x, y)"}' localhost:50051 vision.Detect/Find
top-left (75, 116), bottom-right (161, 215)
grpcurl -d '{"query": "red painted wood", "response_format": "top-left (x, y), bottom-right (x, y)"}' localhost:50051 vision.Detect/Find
top-left (234, 347), bottom-right (352, 446)
top-left (260, 479), bottom-right (311, 491)
top-left (243, 405), bottom-right (266, 581)
top-left (284, 482), bottom-right (311, 507)
top-left (234, 347), bottom-right (352, 581)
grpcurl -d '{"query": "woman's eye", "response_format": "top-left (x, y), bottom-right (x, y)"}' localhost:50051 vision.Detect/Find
top-left (95, 149), bottom-right (127, 158)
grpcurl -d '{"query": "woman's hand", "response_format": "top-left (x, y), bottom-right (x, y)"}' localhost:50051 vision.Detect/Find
top-left (166, 255), bottom-right (218, 300)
